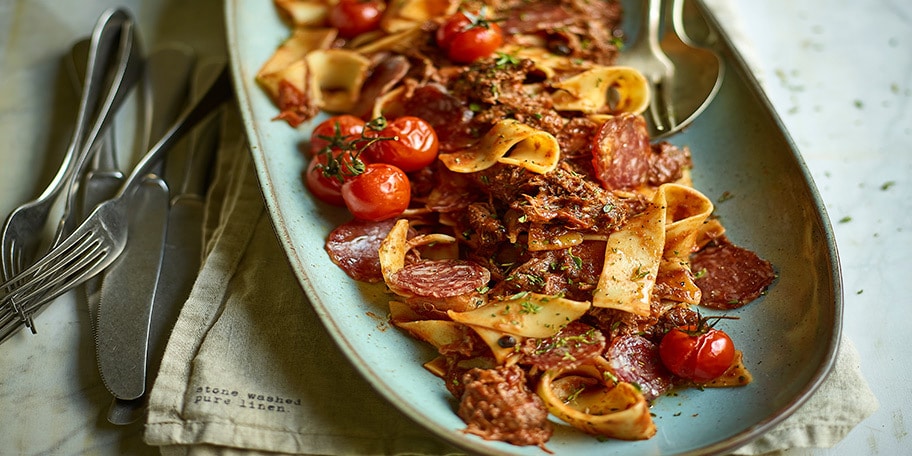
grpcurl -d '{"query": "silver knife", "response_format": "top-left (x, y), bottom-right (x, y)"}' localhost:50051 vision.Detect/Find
top-left (146, 59), bottom-right (225, 381)
top-left (94, 44), bottom-right (196, 401)
top-left (106, 57), bottom-right (223, 426)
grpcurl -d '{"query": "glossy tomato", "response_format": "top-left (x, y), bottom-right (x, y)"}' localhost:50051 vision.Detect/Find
top-left (658, 323), bottom-right (735, 383)
top-left (308, 114), bottom-right (366, 157)
top-left (304, 154), bottom-right (345, 206)
top-left (435, 11), bottom-right (503, 63)
top-left (341, 163), bottom-right (411, 221)
top-left (328, 0), bottom-right (385, 39)
top-left (363, 116), bottom-right (439, 172)
top-left (304, 151), bottom-right (361, 206)
top-left (304, 141), bottom-right (370, 206)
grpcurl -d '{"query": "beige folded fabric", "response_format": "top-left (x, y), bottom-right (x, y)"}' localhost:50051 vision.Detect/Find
top-left (732, 339), bottom-right (877, 455)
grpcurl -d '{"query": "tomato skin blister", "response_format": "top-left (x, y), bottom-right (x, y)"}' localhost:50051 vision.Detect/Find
top-left (658, 324), bottom-right (736, 383)
top-left (328, 0), bottom-right (384, 38)
top-left (436, 11), bottom-right (504, 64)
top-left (364, 116), bottom-right (439, 172)
top-left (304, 156), bottom-right (346, 206)
top-left (341, 163), bottom-right (411, 222)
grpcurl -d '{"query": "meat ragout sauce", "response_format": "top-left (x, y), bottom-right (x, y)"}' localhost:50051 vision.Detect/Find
top-left (265, 0), bottom-right (776, 450)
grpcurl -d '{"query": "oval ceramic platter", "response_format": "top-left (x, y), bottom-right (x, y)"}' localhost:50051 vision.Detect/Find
top-left (224, 0), bottom-right (842, 454)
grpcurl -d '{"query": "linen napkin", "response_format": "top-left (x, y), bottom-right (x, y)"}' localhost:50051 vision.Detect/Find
top-left (144, 5), bottom-right (877, 456)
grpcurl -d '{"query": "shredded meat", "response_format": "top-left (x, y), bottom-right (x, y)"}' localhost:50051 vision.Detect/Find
top-left (487, 242), bottom-right (605, 302)
top-left (556, 117), bottom-right (602, 157)
top-left (471, 163), bottom-right (630, 234)
top-left (498, 0), bottom-right (623, 64)
top-left (379, 83), bottom-right (477, 151)
top-left (586, 302), bottom-right (701, 344)
top-left (448, 58), bottom-right (565, 135)
top-left (458, 365), bottom-right (553, 448)
top-left (648, 142), bottom-right (693, 185)
top-left (461, 202), bottom-right (507, 254)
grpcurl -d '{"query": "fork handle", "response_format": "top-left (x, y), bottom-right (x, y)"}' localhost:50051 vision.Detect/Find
top-left (645, 0), bottom-right (664, 51)
top-left (53, 11), bottom-right (143, 247)
top-left (628, 0), bottom-right (666, 56)
top-left (115, 64), bottom-right (233, 200)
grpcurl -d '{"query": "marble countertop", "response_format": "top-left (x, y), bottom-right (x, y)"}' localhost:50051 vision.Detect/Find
top-left (0, 0), bottom-right (909, 454)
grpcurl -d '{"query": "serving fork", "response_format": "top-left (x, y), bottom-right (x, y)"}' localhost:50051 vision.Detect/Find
top-left (0, 65), bottom-right (233, 343)
top-left (0, 9), bottom-right (140, 310)
top-left (615, 0), bottom-right (724, 139)
top-left (616, 0), bottom-right (677, 135)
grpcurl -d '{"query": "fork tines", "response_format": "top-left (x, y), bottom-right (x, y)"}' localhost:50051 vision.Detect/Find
top-left (0, 225), bottom-right (113, 342)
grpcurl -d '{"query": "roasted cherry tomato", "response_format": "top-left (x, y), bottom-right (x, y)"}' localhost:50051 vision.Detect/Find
top-left (341, 163), bottom-right (411, 221)
top-left (328, 0), bottom-right (385, 39)
top-left (304, 141), bottom-right (370, 206)
top-left (658, 322), bottom-right (736, 383)
top-left (363, 116), bottom-right (439, 172)
top-left (304, 153), bottom-right (350, 206)
top-left (435, 10), bottom-right (503, 63)
top-left (308, 114), bottom-right (366, 157)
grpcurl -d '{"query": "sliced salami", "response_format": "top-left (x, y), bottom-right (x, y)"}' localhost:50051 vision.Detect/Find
top-left (324, 218), bottom-right (397, 283)
top-left (691, 238), bottom-right (776, 309)
top-left (591, 113), bottom-right (651, 190)
top-left (606, 334), bottom-right (672, 401)
top-left (389, 259), bottom-right (490, 298)
top-left (521, 321), bottom-right (606, 371)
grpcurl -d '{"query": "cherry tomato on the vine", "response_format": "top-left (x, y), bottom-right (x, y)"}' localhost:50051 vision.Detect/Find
top-left (435, 10), bottom-right (504, 63)
top-left (341, 163), bottom-right (411, 221)
top-left (304, 150), bottom-right (367, 206)
top-left (328, 0), bottom-right (385, 39)
top-left (363, 116), bottom-right (439, 172)
top-left (308, 114), bottom-right (366, 157)
top-left (658, 322), bottom-right (735, 383)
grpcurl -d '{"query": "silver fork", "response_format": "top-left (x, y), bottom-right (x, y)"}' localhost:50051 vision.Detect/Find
top-left (0, 65), bottom-right (233, 344)
top-left (0, 8), bottom-right (140, 316)
top-left (69, 38), bottom-right (127, 321)
top-left (615, 0), bottom-right (677, 134)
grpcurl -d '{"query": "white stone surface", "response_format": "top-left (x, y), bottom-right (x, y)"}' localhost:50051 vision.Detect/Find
top-left (0, 0), bottom-right (908, 454)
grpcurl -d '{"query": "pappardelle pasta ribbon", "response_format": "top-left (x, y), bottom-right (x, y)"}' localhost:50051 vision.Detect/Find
top-left (438, 119), bottom-right (561, 174)
top-left (593, 183), bottom-right (714, 316)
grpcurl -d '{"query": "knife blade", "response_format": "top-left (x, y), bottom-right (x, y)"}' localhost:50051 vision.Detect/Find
top-left (106, 58), bottom-right (223, 425)
top-left (146, 59), bottom-right (225, 382)
top-left (94, 44), bottom-right (196, 401)
top-left (67, 38), bottom-right (125, 321)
